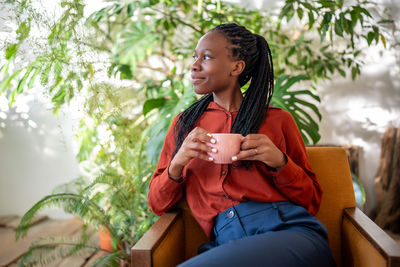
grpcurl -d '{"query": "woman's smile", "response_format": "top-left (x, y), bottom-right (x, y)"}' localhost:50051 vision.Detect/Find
top-left (191, 75), bottom-right (206, 84)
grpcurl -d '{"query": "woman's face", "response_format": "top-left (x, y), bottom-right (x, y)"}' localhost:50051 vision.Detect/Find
top-left (191, 30), bottom-right (240, 95)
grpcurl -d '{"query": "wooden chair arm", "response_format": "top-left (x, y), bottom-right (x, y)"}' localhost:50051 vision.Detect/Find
top-left (342, 207), bottom-right (400, 267)
top-left (131, 211), bottom-right (185, 267)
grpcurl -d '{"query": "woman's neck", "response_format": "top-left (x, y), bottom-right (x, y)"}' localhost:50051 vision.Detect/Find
top-left (212, 87), bottom-right (243, 112)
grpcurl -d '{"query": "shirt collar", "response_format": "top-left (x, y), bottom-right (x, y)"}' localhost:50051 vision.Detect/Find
top-left (206, 101), bottom-right (239, 114)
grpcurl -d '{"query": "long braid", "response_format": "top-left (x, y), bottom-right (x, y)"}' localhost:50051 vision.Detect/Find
top-left (172, 94), bottom-right (213, 157)
top-left (173, 23), bottom-right (274, 159)
top-left (213, 24), bottom-right (274, 136)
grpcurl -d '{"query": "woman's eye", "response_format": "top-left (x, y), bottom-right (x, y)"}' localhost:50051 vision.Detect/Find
top-left (192, 55), bottom-right (211, 61)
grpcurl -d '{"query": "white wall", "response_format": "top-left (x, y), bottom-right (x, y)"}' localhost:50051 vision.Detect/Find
top-left (0, 95), bottom-right (79, 218)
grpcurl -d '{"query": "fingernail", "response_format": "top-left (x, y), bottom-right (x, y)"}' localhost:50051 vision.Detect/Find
top-left (232, 156), bottom-right (237, 161)
top-left (211, 148), bottom-right (217, 153)
top-left (210, 138), bottom-right (216, 144)
top-left (207, 133), bottom-right (212, 137)
top-left (209, 157), bottom-right (214, 161)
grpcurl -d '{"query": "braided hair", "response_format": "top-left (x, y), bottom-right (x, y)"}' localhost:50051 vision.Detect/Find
top-left (172, 23), bottom-right (274, 157)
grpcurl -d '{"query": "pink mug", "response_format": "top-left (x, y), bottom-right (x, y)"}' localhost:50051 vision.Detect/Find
top-left (207, 133), bottom-right (244, 164)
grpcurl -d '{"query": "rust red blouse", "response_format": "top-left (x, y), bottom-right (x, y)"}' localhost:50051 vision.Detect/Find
top-left (148, 102), bottom-right (322, 238)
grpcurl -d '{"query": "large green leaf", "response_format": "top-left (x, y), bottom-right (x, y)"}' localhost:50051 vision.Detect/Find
top-left (113, 21), bottom-right (157, 71)
top-left (271, 75), bottom-right (321, 144)
top-left (143, 98), bottom-right (167, 116)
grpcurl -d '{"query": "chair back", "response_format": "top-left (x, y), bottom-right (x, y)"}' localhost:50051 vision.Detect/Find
top-left (308, 147), bottom-right (356, 266)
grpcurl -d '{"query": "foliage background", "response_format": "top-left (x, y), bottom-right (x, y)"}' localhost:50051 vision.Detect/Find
top-left (0, 0), bottom-right (398, 265)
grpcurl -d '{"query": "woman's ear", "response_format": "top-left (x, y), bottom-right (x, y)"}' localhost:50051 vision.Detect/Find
top-left (231, 60), bottom-right (245, 77)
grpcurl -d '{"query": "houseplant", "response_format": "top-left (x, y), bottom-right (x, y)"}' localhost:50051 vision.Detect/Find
top-left (0, 0), bottom-right (393, 265)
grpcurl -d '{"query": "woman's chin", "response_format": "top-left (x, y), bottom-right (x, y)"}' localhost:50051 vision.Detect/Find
top-left (193, 86), bottom-right (212, 95)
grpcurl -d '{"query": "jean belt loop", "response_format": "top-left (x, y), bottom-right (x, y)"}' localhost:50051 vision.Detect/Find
top-left (272, 202), bottom-right (278, 209)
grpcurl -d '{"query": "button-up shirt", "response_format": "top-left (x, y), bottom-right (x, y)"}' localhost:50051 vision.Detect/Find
top-left (148, 102), bottom-right (322, 238)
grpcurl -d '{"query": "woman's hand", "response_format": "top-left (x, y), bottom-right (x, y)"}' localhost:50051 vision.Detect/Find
top-left (232, 134), bottom-right (287, 170)
top-left (169, 127), bottom-right (216, 180)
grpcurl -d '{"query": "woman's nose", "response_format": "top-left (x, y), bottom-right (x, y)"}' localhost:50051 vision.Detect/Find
top-left (191, 59), bottom-right (200, 72)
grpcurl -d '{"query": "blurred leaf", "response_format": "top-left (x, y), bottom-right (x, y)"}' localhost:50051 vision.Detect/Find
top-left (41, 63), bottom-right (52, 86)
top-left (16, 20), bottom-right (31, 41)
top-left (27, 66), bottom-right (41, 89)
top-left (367, 31), bottom-right (374, 45)
top-left (143, 98), bottom-right (167, 116)
top-left (351, 66), bottom-right (357, 80)
top-left (380, 33), bottom-right (386, 48)
top-left (297, 8), bottom-right (304, 20)
top-left (114, 21), bottom-right (157, 71)
top-left (308, 10), bottom-right (315, 28)
top-left (334, 16), bottom-right (343, 37)
top-left (279, 2), bottom-right (293, 20)
top-left (5, 44), bottom-right (18, 60)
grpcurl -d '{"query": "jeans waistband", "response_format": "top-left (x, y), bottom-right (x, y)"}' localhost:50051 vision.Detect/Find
top-left (215, 201), bottom-right (290, 227)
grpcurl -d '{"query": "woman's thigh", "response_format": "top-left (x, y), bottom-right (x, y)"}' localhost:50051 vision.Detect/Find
top-left (178, 229), bottom-right (336, 267)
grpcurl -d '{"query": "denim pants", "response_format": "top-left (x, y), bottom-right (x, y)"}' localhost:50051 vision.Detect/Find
top-left (178, 201), bottom-right (336, 267)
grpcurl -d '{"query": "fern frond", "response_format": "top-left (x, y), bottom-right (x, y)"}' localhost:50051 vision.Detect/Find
top-left (82, 173), bottom-right (136, 219)
top-left (19, 236), bottom-right (99, 267)
top-left (16, 193), bottom-right (117, 240)
top-left (83, 173), bottom-right (133, 204)
top-left (51, 176), bottom-right (89, 195)
top-left (91, 250), bottom-right (125, 267)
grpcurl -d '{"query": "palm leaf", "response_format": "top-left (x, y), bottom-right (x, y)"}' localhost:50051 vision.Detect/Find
top-left (16, 193), bottom-right (117, 240)
top-left (271, 75), bottom-right (321, 144)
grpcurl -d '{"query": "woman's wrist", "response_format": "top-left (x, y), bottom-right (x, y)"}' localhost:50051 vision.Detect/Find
top-left (168, 161), bottom-right (184, 182)
top-left (275, 153), bottom-right (288, 171)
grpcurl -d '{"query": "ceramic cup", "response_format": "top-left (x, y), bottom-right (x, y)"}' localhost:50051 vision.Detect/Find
top-left (207, 133), bottom-right (244, 164)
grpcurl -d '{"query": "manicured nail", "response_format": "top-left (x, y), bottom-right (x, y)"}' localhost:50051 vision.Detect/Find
top-left (208, 157), bottom-right (214, 161)
top-left (211, 148), bottom-right (217, 153)
top-left (210, 138), bottom-right (216, 144)
top-left (232, 156), bottom-right (237, 161)
top-left (207, 133), bottom-right (212, 137)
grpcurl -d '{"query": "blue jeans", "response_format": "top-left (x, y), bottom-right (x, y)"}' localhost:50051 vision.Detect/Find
top-left (178, 201), bottom-right (336, 267)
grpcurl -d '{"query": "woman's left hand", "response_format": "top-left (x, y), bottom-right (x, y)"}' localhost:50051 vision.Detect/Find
top-left (232, 134), bottom-right (287, 170)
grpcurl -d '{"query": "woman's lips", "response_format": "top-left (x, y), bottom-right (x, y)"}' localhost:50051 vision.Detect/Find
top-left (191, 76), bottom-right (205, 84)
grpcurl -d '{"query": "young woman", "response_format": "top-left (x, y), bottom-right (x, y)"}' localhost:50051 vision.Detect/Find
top-left (148, 23), bottom-right (336, 267)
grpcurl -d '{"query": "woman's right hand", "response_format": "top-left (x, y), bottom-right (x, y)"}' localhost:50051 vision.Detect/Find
top-left (168, 127), bottom-right (216, 180)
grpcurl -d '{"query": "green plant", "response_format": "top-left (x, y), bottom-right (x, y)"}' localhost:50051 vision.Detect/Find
top-left (15, 81), bottom-right (159, 265)
top-left (1, 0), bottom-right (394, 266)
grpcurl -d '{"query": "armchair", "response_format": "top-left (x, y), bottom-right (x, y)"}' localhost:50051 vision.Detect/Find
top-left (132, 147), bottom-right (400, 267)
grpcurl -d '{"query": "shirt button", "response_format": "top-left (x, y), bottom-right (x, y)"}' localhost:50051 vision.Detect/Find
top-left (224, 195), bottom-right (230, 199)
top-left (227, 210), bottom-right (235, 218)
top-left (227, 114), bottom-right (231, 117)
top-left (221, 171), bottom-right (226, 175)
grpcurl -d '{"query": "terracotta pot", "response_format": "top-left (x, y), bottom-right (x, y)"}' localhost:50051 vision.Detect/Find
top-left (99, 226), bottom-right (113, 252)
top-left (99, 227), bottom-right (130, 265)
